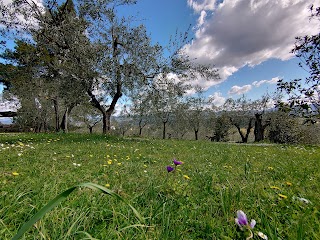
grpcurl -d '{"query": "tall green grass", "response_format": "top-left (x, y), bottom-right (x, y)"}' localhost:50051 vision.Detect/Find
top-left (1, 133), bottom-right (320, 239)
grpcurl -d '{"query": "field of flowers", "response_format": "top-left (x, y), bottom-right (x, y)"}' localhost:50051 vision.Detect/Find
top-left (1, 133), bottom-right (320, 239)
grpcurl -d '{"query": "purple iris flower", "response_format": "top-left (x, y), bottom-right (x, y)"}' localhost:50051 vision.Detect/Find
top-left (235, 210), bottom-right (256, 229)
top-left (173, 159), bottom-right (183, 166)
top-left (166, 166), bottom-right (174, 173)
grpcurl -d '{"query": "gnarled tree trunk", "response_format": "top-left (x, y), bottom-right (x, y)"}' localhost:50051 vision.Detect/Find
top-left (230, 117), bottom-right (253, 143)
top-left (162, 120), bottom-right (167, 139)
top-left (60, 103), bottom-right (76, 133)
top-left (254, 113), bottom-right (270, 142)
top-left (52, 98), bottom-right (60, 132)
top-left (194, 129), bottom-right (199, 140)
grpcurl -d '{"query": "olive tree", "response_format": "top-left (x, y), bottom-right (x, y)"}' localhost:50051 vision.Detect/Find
top-left (277, 5), bottom-right (320, 122)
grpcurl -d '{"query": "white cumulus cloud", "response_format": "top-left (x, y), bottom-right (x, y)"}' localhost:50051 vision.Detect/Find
top-left (197, 10), bottom-right (207, 26)
top-left (252, 76), bottom-right (281, 87)
top-left (187, 0), bottom-right (218, 13)
top-left (208, 92), bottom-right (226, 106)
top-left (228, 84), bottom-right (252, 95)
top-left (185, 0), bottom-right (319, 83)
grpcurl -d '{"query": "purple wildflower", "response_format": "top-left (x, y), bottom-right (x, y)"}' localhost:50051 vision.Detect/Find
top-left (173, 158), bottom-right (183, 165)
top-left (250, 219), bottom-right (256, 229)
top-left (235, 210), bottom-right (248, 226)
top-left (235, 210), bottom-right (256, 229)
top-left (166, 166), bottom-right (174, 173)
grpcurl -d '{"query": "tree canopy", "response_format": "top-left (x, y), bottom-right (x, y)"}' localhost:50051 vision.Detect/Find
top-left (0, 0), bottom-right (219, 133)
top-left (277, 5), bottom-right (320, 121)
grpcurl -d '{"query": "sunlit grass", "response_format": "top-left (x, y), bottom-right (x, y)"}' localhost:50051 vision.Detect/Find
top-left (1, 133), bottom-right (320, 239)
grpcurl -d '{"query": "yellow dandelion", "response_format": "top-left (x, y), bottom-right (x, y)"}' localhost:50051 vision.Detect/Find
top-left (183, 175), bottom-right (190, 180)
top-left (285, 182), bottom-right (292, 186)
top-left (12, 172), bottom-right (19, 176)
top-left (105, 184), bottom-right (110, 188)
top-left (278, 194), bottom-right (288, 199)
top-left (107, 160), bottom-right (112, 165)
top-left (270, 186), bottom-right (281, 190)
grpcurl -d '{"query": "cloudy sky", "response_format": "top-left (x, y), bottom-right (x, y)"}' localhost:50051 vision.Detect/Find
top-left (121, 0), bottom-right (318, 105)
top-left (0, 0), bottom-right (318, 110)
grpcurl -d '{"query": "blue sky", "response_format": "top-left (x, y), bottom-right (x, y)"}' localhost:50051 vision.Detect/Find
top-left (0, 0), bottom-right (318, 110)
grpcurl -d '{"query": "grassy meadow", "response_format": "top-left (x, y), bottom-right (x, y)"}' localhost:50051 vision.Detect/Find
top-left (1, 133), bottom-right (320, 239)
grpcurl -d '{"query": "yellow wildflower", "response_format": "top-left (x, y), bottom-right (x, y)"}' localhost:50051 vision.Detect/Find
top-left (107, 160), bottom-right (112, 165)
top-left (12, 172), bottom-right (19, 176)
top-left (285, 182), bottom-right (292, 186)
top-left (105, 184), bottom-right (110, 188)
top-left (268, 167), bottom-right (274, 170)
top-left (183, 175), bottom-right (190, 180)
top-left (278, 194), bottom-right (288, 199)
top-left (117, 163), bottom-right (122, 166)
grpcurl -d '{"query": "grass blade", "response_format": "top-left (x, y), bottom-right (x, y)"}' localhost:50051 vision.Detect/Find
top-left (12, 183), bottom-right (144, 240)
top-left (78, 182), bottom-right (145, 223)
top-left (12, 186), bottom-right (77, 240)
